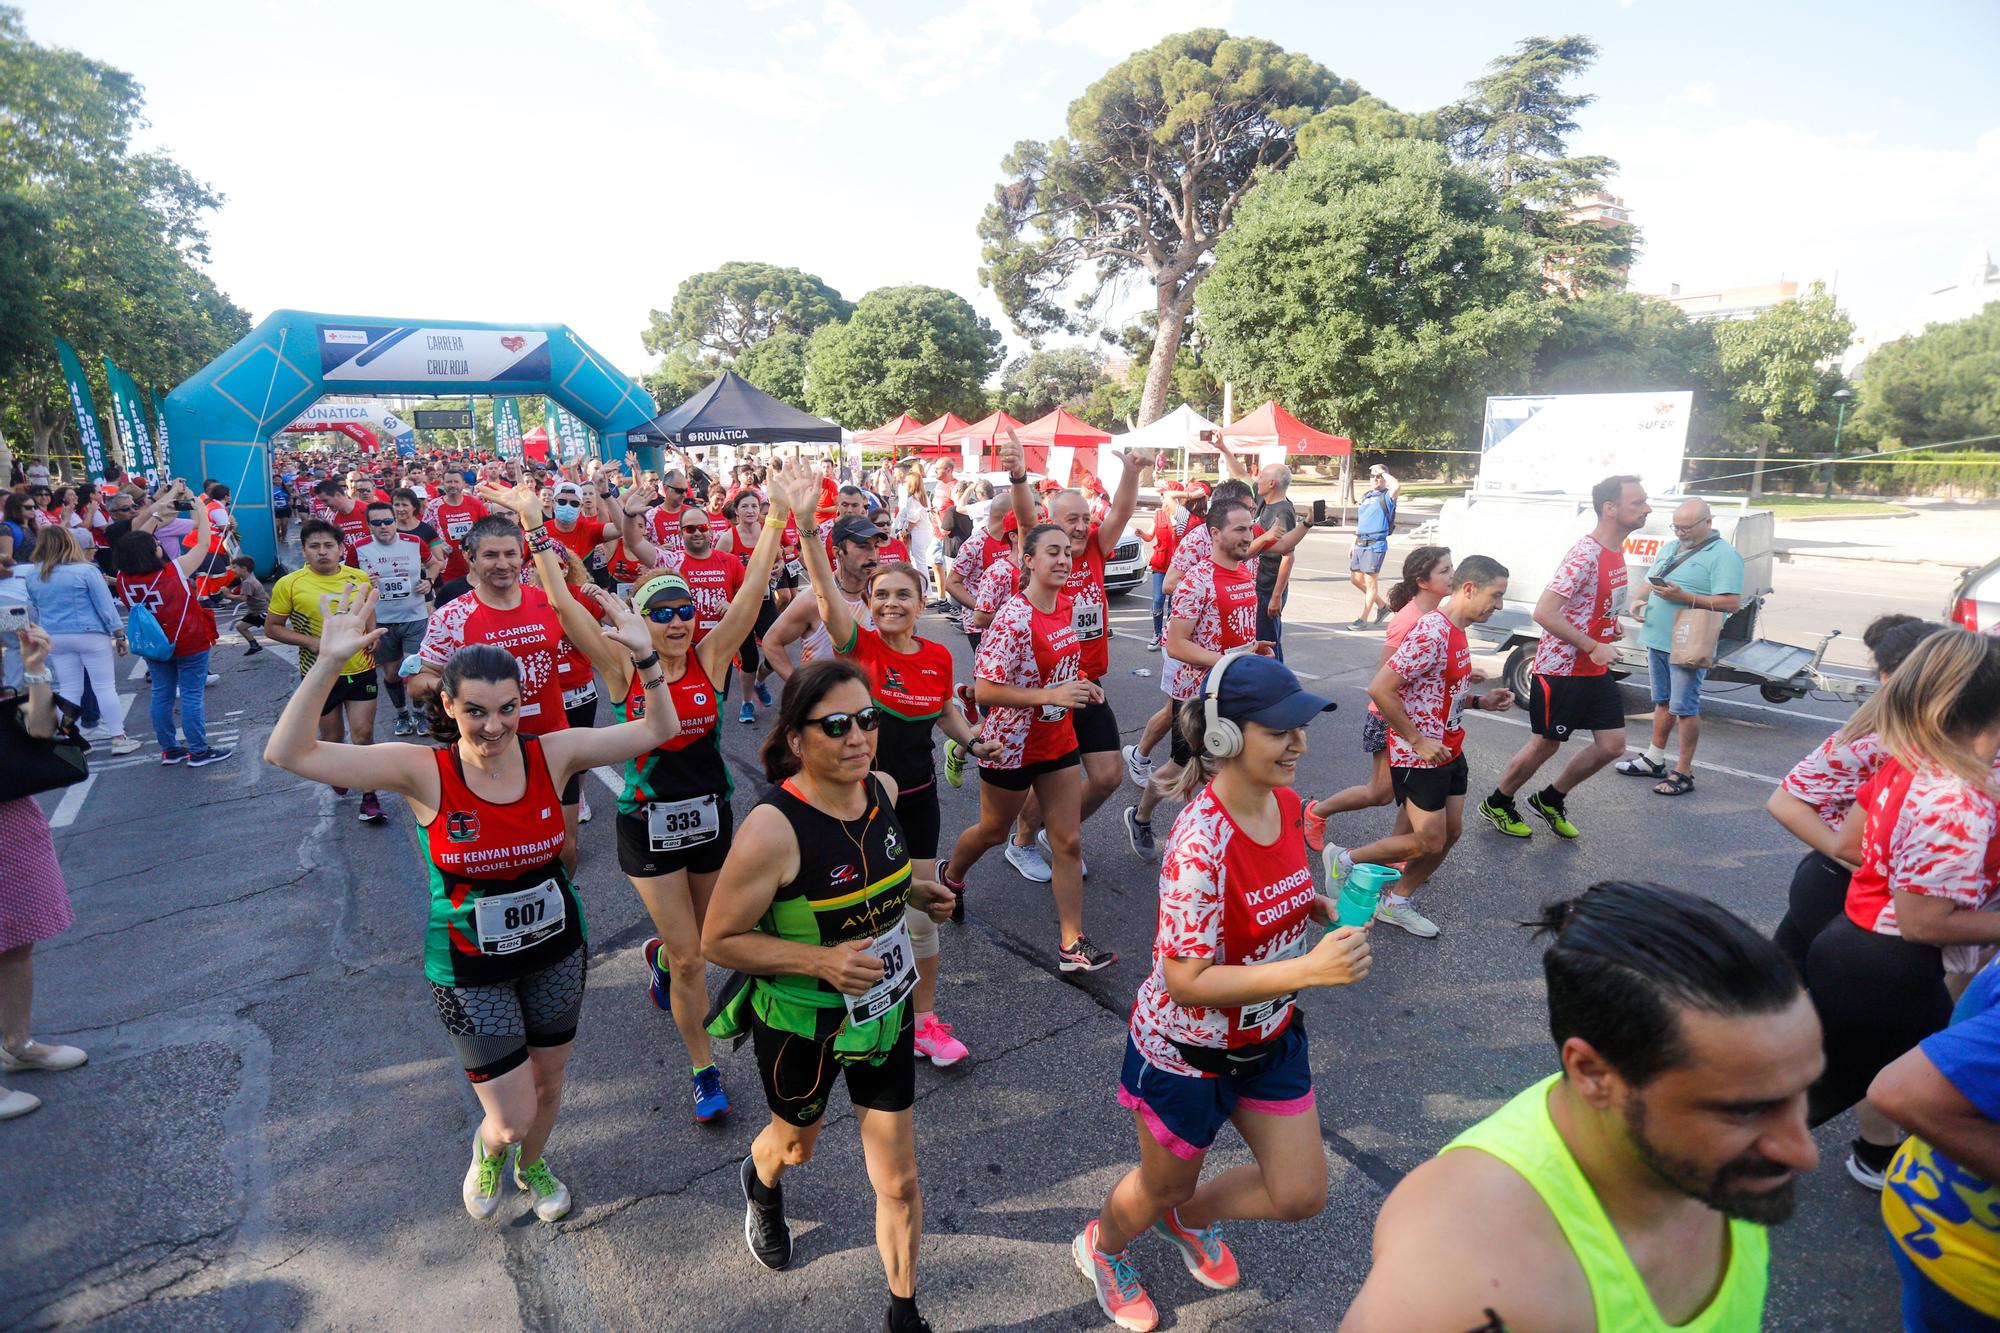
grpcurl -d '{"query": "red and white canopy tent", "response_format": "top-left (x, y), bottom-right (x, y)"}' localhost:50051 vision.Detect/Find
top-left (1217, 400), bottom-right (1352, 462)
top-left (852, 412), bottom-right (928, 451)
top-left (521, 425), bottom-right (552, 465)
top-left (1013, 407), bottom-right (1111, 482)
top-left (941, 409), bottom-right (1025, 472)
top-left (906, 411), bottom-right (972, 459)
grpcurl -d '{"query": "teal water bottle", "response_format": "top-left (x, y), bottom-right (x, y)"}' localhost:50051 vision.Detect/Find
top-left (1335, 863), bottom-right (1402, 929)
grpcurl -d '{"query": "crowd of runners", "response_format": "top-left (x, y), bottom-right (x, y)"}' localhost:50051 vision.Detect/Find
top-left (4, 435), bottom-right (1997, 1332)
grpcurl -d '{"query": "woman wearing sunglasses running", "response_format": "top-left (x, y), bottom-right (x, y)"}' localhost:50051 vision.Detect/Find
top-left (780, 471), bottom-right (998, 1068)
top-left (503, 475), bottom-right (793, 1125)
top-left (703, 658), bottom-right (957, 1333)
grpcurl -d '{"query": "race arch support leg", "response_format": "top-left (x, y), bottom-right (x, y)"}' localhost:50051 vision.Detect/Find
top-left (183, 437), bottom-right (276, 577)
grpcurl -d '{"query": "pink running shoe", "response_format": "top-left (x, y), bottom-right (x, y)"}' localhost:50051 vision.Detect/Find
top-left (913, 1014), bottom-right (968, 1067)
top-left (1073, 1219), bottom-right (1158, 1332)
top-left (1302, 798), bottom-right (1327, 854)
top-left (1151, 1208), bottom-right (1240, 1289)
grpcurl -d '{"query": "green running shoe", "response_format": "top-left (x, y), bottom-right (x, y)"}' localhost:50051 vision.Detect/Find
top-left (514, 1152), bottom-right (572, 1222)
top-left (463, 1132), bottom-right (506, 1220)
top-left (1527, 791), bottom-right (1580, 839)
top-left (1479, 799), bottom-right (1532, 839)
top-left (944, 738), bottom-right (966, 789)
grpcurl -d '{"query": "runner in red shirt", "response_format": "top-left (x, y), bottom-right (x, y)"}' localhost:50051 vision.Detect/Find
top-left (1003, 446), bottom-right (1150, 886)
top-left (1480, 474), bottom-right (1650, 841)
top-left (545, 481), bottom-right (606, 564)
top-left (641, 467), bottom-right (694, 567)
top-left (422, 472), bottom-right (490, 586)
top-left (1330, 556), bottom-right (1515, 939)
top-left (413, 509), bottom-right (579, 872)
top-left (939, 518), bottom-right (1115, 974)
top-left (313, 478), bottom-right (372, 559)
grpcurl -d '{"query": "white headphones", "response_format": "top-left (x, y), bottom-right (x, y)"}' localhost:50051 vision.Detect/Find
top-left (1202, 650), bottom-right (1253, 759)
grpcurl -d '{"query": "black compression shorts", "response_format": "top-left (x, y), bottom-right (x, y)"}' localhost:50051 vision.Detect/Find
top-left (616, 801), bottom-right (735, 878)
top-left (431, 945), bottom-right (587, 1083)
top-left (752, 1007), bottom-right (915, 1127)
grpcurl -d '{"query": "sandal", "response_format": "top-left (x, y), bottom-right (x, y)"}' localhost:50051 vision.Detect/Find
top-left (1652, 772), bottom-right (1696, 796)
top-left (1616, 755), bottom-right (1667, 778)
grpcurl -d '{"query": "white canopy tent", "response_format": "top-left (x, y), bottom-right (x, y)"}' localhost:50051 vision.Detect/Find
top-left (1110, 403), bottom-right (1221, 492)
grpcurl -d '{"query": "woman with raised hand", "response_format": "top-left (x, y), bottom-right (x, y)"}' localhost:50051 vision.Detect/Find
top-left (783, 467), bottom-right (998, 1069)
top-left (702, 658), bottom-right (956, 1333)
top-left (499, 475), bottom-right (792, 1126)
top-left (262, 582), bottom-right (677, 1224)
top-left (1075, 653), bottom-right (1370, 1333)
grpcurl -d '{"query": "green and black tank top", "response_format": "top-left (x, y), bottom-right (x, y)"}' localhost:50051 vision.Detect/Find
top-left (748, 774), bottom-right (914, 1045)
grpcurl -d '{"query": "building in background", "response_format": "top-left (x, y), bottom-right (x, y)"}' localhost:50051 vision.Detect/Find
top-left (1844, 244), bottom-right (2000, 372)
top-left (1651, 279), bottom-right (1799, 323)
top-left (1545, 190), bottom-right (1636, 294)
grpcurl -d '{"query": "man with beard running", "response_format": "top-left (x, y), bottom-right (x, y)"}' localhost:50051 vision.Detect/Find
top-left (760, 513), bottom-right (884, 677)
top-left (1342, 882), bottom-right (1822, 1332)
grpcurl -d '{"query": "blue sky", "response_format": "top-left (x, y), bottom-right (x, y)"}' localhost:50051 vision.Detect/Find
top-left (17, 0), bottom-right (1999, 383)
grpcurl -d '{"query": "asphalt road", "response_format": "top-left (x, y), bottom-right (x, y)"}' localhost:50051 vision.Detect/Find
top-left (8, 536), bottom-right (1921, 1331)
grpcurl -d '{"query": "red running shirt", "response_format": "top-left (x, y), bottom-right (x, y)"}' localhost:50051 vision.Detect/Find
top-left (422, 496), bottom-right (490, 582)
top-left (975, 593), bottom-right (1081, 768)
top-left (675, 549), bottom-right (746, 641)
top-left (1128, 785), bottom-right (1316, 1076)
top-left (420, 587), bottom-right (570, 735)
top-left (1532, 535), bottom-right (1628, 678)
top-left (1165, 558), bottom-right (1258, 701)
top-left (1845, 759), bottom-right (2000, 940)
top-left (1384, 610), bottom-right (1472, 767)
top-left (1781, 730), bottom-right (1887, 831)
top-left (1061, 523), bottom-right (1111, 680)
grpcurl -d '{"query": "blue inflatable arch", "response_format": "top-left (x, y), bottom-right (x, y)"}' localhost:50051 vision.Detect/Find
top-left (162, 310), bottom-right (658, 572)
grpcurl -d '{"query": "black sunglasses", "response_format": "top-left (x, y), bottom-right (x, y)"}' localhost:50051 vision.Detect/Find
top-left (643, 602), bottom-right (698, 623)
top-left (664, 483), bottom-right (688, 495)
top-left (368, 517), bottom-right (396, 525)
top-left (804, 707), bottom-right (880, 738)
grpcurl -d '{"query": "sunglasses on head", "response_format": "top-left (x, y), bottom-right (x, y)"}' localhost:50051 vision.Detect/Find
top-left (804, 706), bottom-right (880, 738)
top-left (643, 602), bottom-right (698, 623)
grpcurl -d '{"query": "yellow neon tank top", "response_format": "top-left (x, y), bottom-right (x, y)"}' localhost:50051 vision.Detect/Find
top-left (1443, 1074), bottom-right (1768, 1332)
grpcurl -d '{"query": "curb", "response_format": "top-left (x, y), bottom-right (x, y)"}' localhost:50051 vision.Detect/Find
top-left (1775, 549), bottom-right (1971, 571)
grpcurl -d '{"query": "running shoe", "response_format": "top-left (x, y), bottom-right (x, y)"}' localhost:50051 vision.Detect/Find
top-left (1302, 798), bottom-right (1327, 853)
top-left (1005, 839), bottom-right (1054, 884)
top-left (1122, 807), bottom-right (1156, 862)
top-left (1121, 744), bottom-right (1152, 790)
top-left (1527, 789), bottom-right (1580, 839)
top-left (358, 793), bottom-right (387, 824)
top-left (159, 747), bottom-right (190, 766)
top-left (186, 747), bottom-right (233, 767)
top-left (1151, 1210), bottom-right (1240, 1290)
top-left (913, 1014), bottom-right (969, 1067)
top-left (1037, 827), bottom-right (1089, 879)
top-left (393, 711), bottom-right (417, 736)
top-left (1145, 635), bottom-right (1163, 651)
top-left (513, 1152), bottom-right (572, 1222)
top-left (755, 680), bottom-right (773, 707)
top-left (109, 735), bottom-right (141, 756)
top-left (1073, 1219), bottom-right (1158, 1332)
top-left (1478, 797), bottom-right (1532, 838)
top-left (955, 683), bottom-right (979, 725)
top-left (332, 786), bottom-right (349, 796)
top-left (739, 702), bottom-right (755, 725)
top-left (740, 1154), bottom-right (793, 1270)
top-left (945, 872), bottom-right (966, 925)
top-left (579, 793), bottom-right (592, 824)
top-left (883, 1304), bottom-right (935, 1333)
top-left (642, 937), bottom-right (672, 1012)
top-left (1845, 1139), bottom-right (1892, 1192)
top-left (244, 642), bottom-right (263, 656)
top-left (463, 1132), bottom-right (506, 1220)
top-left (1059, 934), bottom-right (1117, 973)
top-left (943, 738), bottom-right (966, 789)
top-left (1375, 896), bottom-right (1440, 938)
top-left (692, 1065), bottom-right (730, 1122)
top-left (1322, 843), bottom-right (1351, 896)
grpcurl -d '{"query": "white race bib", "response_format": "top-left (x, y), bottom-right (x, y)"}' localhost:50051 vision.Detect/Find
top-left (472, 878), bottom-right (566, 956)
top-left (843, 918), bottom-right (918, 1023)
top-left (647, 794), bottom-right (719, 851)
top-left (1073, 598), bottom-right (1104, 642)
top-left (562, 683), bottom-right (597, 710)
top-left (446, 517), bottom-right (473, 541)
top-left (1238, 932), bottom-right (1309, 1038)
top-left (379, 574), bottom-right (413, 600)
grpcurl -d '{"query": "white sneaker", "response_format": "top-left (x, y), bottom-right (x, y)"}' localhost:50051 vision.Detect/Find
top-left (1036, 828), bottom-right (1089, 879)
top-left (109, 735), bottom-right (141, 756)
top-left (513, 1150), bottom-right (572, 1222)
top-left (1322, 844), bottom-right (1351, 895)
top-left (1375, 897), bottom-right (1440, 938)
top-left (463, 1132), bottom-right (507, 1220)
top-left (1004, 839), bottom-right (1054, 883)
top-left (1121, 744), bottom-right (1153, 790)
top-left (578, 793), bottom-right (593, 824)
top-left (0, 1040), bottom-right (87, 1073)
top-left (205, 674), bottom-right (220, 686)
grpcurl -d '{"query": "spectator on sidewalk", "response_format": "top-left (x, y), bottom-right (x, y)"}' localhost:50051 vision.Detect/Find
top-left (1620, 500), bottom-right (1744, 797)
top-left (1255, 463), bottom-right (1298, 661)
top-left (1348, 464), bottom-right (1400, 628)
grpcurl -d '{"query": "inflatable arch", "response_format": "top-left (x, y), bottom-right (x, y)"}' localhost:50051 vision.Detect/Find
top-left (281, 400), bottom-right (419, 455)
top-left (163, 310), bottom-right (657, 572)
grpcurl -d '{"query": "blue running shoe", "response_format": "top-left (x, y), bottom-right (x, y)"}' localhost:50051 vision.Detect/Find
top-left (754, 680), bottom-right (773, 707)
top-left (738, 702), bottom-right (755, 725)
top-left (642, 937), bottom-right (671, 1012)
top-left (692, 1064), bottom-right (730, 1122)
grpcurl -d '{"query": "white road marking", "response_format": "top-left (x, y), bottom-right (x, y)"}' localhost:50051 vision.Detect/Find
top-left (48, 774), bottom-right (96, 828)
top-left (1463, 710), bottom-right (1784, 784)
top-left (592, 765), bottom-right (622, 796)
top-left (129, 658), bottom-right (148, 681)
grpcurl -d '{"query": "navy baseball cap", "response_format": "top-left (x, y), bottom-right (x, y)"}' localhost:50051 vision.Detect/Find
top-left (830, 514), bottom-right (886, 547)
top-left (1207, 654), bottom-right (1337, 730)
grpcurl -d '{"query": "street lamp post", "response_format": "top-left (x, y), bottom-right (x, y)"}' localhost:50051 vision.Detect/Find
top-left (1823, 389), bottom-right (1853, 499)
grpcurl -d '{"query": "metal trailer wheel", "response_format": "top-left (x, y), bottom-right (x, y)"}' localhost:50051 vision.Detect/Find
top-left (1504, 648), bottom-right (1533, 708)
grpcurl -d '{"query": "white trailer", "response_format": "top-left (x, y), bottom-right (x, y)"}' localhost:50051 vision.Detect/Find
top-left (1434, 491), bottom-right (1870, 707)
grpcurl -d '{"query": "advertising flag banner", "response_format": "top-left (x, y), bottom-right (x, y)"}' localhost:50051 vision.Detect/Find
top-left (493, 397), bottom-right (524, 459)
top-left (104, 359), bottom-right (161, 485)
top-left (153, 386), bottom-right (172, 473)
top-left (545, 399), bottom-right (595, 462)
top-left (53, 338), bottom-right (110, 481)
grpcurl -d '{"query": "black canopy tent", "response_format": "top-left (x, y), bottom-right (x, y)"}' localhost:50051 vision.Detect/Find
top-left (647, 371), bottom-right (842, 446)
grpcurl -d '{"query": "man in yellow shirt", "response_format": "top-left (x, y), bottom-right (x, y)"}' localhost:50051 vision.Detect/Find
top-left (266, 518), bottom-right (386, 824)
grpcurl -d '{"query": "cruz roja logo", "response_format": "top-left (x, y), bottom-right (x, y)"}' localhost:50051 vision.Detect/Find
top-left (447, 811), bottom-right (481, 843)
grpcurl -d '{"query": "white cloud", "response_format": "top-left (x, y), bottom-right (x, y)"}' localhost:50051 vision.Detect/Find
top-left (1678, 80), bottom-right (1715, 106)
top-left (776, 17), bottom-right (815, 41)
top-left (1588, 119), bottom-right (2000, 329)
top-left (1047, 0), bottom-right (1235, 58)
top-left (531, 0), bottom-right (835, 118)
top-left (817, 0), bottom-right (1043, 101)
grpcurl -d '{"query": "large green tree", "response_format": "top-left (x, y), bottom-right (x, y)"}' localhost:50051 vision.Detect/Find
top-left (1851, 303), bottom-right (2000, 448)
top-left (734, 329), bottom-right (809, 409)
top-left (642, 261), bottom-right (851, 362)
top-left (805, 285), bottom-right (1000, 428)
top-left (0, 6), bottom-right (249, 465)
top-left (1711, 281), bottom-right (1855, 492)
top-left (1197, 137), bottom-right (1553, 449)
top-left (996, 346), bottom-right (1104, 421)
top-left (980, 30), bottom-right (1390, 427)
top-left (1444, 35), bottom-right (1637, 294)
